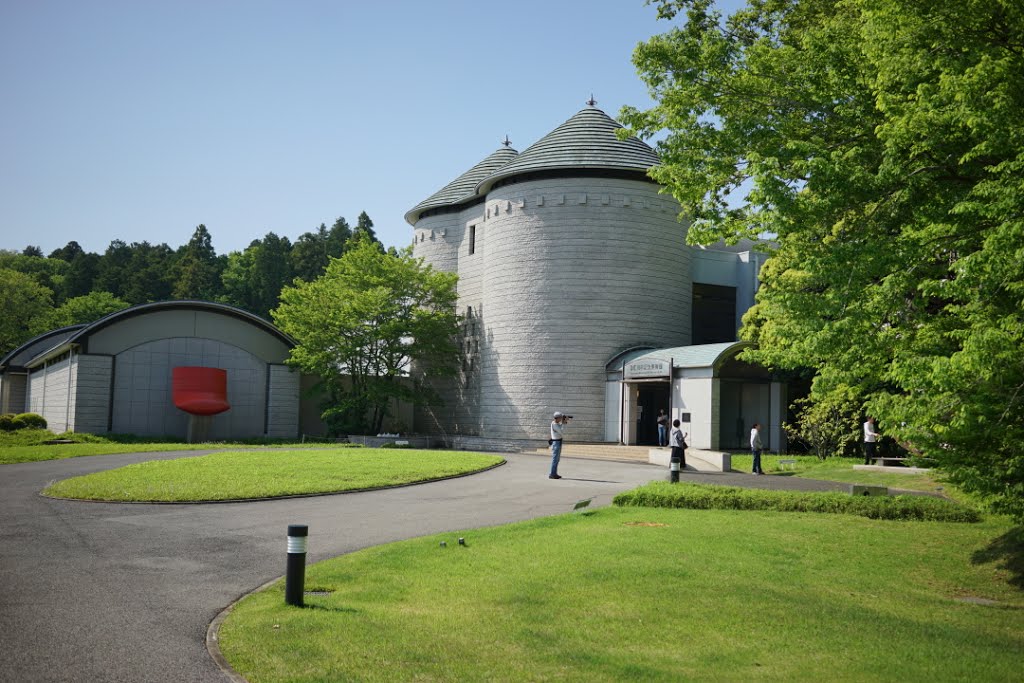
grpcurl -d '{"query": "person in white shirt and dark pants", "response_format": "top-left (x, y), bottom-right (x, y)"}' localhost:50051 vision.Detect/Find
top-left (863, 417), bottom-right (880, 465)
top-left (750, 422), bottom-right (765, 475)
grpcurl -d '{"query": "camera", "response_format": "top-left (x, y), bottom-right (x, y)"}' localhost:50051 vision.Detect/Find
top-left (563, 415), bottom-right (574, 420)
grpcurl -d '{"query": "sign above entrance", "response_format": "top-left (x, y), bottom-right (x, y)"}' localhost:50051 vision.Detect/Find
top-left (625, 358), bottom-right (671, 380)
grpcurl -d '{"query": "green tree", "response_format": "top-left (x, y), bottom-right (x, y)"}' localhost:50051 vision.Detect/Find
top-left (48, 241), bottom-right (85, 262)
top-left (273, 240), bottom-right (460, 435)
top-left (221, 243), bottom-right (261, 313)
top-left (60, 252), bottom-right (100, 301)
top-left (173, 225), bottom-right (224, 300)
top-left (352, 211), bottom-right (379, 246)
top-left (291, 224), bottom-right (331, 283)
top-left (95, 240), bottom-right (134, 299)
top-left (35, 291), bottom-right (130, 331)
top-left (221, 233), bottom-right (294, 318)
top-left (122, 242), bottom-right (175, 304)
top-left (0, 268), bottom-right (53, 357)
top-left (0, 250), bottom-right (68, 300)
top-left (623, 0), bottom-right (1024, 518)
top-left (327, 216), bottom-right (353, 257)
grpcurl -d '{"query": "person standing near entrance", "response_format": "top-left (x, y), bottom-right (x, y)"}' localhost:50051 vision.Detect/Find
top-left (656, 409), bottom-right (669, 447)
top-left (669, 419), bottom-right (687, 470)
top-left (549, 411), bottom-right (569, 479)
top-left (750, 422), bottom-right (765, 475)
top-left (863, 417), bottom-right (880, 465)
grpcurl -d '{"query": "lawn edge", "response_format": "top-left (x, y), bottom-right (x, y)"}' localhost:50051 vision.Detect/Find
top-left (38, 458), bottom-right (507, 505)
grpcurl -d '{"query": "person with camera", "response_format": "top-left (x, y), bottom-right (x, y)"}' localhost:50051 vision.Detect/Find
top-left (548, 411), bottom-right (571, 479)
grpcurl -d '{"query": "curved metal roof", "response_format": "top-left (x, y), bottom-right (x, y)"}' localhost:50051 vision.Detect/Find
top-left (17, 301), bottom-right (295, 368)
top-left (405, 146), bottom-right (519, 225)
top-left (606, 341), bottom-right (753, 373)
top-left (68, 300), bottom-right (295, 347)
top-left (476, 106), bottom-right (660, 194)
top-left (0, 325), bottom-right (87, 371)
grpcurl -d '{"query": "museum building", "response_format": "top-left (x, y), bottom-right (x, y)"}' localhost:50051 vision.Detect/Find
top-left (0, 301), bottom-right (316, 440)
top-left (406, 103), bottom-right (786, 451)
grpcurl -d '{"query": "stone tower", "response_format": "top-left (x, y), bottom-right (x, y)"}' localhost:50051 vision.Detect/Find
top-left (407, 105), bottom-right (692, 442)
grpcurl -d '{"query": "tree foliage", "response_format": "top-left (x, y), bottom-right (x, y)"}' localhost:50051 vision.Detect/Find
top-left (35, 291), bottom-right (130, 332)
top-left (0, 268), bottom-right (52, 357)
top-left (0, 211), bottom-right (382, 364)
top-left (623, 0), bottom-right (1024, 519)
top-left (273, 240), bottom-right (459, 435)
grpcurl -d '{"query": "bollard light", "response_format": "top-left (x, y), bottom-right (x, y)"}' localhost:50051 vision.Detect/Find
top-left (285, 524), bottom-right (308, 607)
top-left (670, 454), bottom-right (680, 483)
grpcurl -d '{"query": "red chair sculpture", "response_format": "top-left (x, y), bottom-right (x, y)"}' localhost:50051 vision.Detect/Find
top-left (172, 367), bottom-right (230, 441)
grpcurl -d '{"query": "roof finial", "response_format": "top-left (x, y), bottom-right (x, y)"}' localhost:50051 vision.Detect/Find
top-left (502, 134), bottom-right (512, 148)
top-left (587, 94), bottom-right (597, 106)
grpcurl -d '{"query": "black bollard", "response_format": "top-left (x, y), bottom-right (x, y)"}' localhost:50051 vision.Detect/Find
top-left (670, 452), bottom-right (680, 483)
top-left (285, 524), bottom-right (308, 607)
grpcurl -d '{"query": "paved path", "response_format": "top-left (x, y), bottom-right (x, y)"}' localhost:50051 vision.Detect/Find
top-left (0, 450), bottom-right (851, 683)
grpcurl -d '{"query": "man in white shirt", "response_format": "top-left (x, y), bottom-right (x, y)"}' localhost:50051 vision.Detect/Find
top-left (750, 422), bottom-right (765, 475)
top-left (864, 417), bottom-right (880, 464)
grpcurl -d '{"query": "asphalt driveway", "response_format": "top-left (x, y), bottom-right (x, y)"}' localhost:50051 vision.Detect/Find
top-left (0, 450), bottom-right (850, 683)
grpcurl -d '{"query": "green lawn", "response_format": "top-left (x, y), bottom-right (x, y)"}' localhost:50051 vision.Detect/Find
top-left (0, 428), bottom-right (320, 465)
top-left (732, 454), bottom-right (950, 495)
top-left (42, 449), bottom-right (504, 502)
top-left (218, 506), bottom-right (1024, 682)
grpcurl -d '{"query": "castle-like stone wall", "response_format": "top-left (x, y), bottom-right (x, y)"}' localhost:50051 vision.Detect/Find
top-left (414, 176), bottom-right (692, 442)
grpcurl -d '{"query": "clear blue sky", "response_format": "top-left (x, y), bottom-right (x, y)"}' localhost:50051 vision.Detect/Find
top-left (1, 0), bottom-right (741, 256)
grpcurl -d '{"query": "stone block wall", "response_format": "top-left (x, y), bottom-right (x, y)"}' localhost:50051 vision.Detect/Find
top-left (72, 355), bottom-right (113, 433)
top-left (28, 355), bottom-right (73, 433)
top-left (266, 364), bottom-right (300, 439)
top-left (479, 177), bottom-right (691, 441)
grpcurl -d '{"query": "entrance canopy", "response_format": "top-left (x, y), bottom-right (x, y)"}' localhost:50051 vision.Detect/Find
top-left (606, 341), bottom-right (753, 378)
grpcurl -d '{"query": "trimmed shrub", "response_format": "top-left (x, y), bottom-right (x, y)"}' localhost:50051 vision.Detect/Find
top-left (12, 413), bottom-right (48, 430)
top-left (613, 481), bottom-right (981, 523)
top-left (0, 414), bottom-right (15, 431)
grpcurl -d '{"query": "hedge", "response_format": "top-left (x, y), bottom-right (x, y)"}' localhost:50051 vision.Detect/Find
top-left (613, 481), bottom-right (981, 523)
top-left (0, 413), bottom-right (48, 431)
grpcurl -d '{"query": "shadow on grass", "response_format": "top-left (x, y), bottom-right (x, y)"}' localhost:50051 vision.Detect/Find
top-left (971, 526), bottom-right (1024, 590)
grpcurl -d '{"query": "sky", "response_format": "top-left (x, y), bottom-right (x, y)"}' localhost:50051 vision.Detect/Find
top-left (1, 0), bottom-right (743, 257)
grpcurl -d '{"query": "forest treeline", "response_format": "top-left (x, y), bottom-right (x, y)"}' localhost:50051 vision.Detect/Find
top-left (0, 211), bottom-right (391, 358)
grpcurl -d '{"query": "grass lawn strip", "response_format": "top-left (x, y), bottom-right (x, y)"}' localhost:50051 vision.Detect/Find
top-left (615, 481), bottom-right (980, 523)
top-left (42, 449), bottom-right (504, 502)
top-left (218, 507), bottom-right (1024, 682)
top-left (733, 454), bottom-right (952, 494)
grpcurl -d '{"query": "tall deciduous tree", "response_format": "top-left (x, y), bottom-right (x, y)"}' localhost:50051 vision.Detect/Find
top-left (0, 268), bottom-right (53, 358)
top-left (35, 291), bottom-right (130, 331)
top-left (622, 0), bottom-right (1024, 518)
top-left (273, 240), bottom-right (460, 435)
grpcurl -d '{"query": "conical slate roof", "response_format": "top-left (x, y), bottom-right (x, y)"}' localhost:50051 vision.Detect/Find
top-left (476, 105), bottom-right (660, 194)
top-left (405, 146), bottom-right (519, 224)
